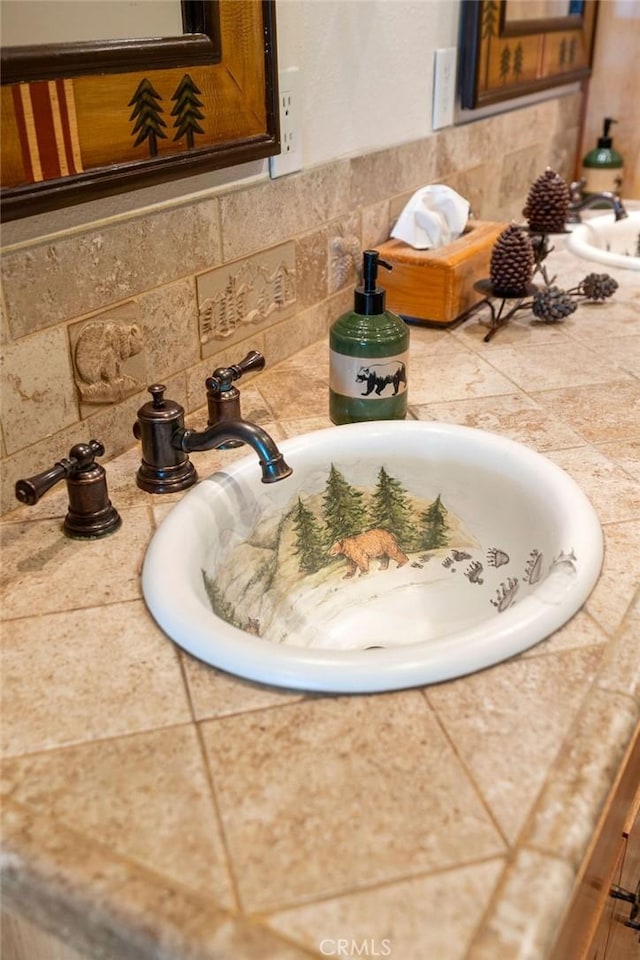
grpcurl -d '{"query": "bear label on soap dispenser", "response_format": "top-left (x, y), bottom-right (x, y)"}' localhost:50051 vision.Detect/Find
top-left (331, 353), bottom-right (408, 401)
top-left (329, 250), bottom-right (409, 425)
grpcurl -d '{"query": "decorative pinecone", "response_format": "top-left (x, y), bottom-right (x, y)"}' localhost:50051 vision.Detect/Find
top-left (523, 168), bottom-right (570, 234)
top-left (532, 286), bottom-right (577, 322)
top-left (579, 272), bottom-right (619, 301)
top-left (490, 224), bottom-right (535, 297)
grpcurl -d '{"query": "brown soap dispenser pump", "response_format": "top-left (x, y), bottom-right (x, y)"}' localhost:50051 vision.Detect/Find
top-left (329, 250), bottom-right (409, 425)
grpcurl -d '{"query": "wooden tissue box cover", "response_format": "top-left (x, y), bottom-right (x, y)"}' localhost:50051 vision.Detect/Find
top-left (376, 220), bottom-right (506, 325)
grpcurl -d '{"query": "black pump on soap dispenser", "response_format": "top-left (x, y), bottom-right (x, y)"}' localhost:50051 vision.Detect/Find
top-left (329, 250), bottom-right (409, 425)
top-left (581, 117), bottom-right (624, 197)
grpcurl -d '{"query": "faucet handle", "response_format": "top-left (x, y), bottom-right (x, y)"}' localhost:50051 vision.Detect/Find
top-left (16, 439), bottom-right (105, 505)
top-left (15, 440), bottom-right (122, 539)
top-left (205, 349), bottom-right (267, 438)
top-left (206, 349), bottom-right (265, 394)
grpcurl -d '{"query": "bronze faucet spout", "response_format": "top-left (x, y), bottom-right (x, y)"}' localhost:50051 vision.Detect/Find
top-left (178, 420), bottom-right (293, 484)
top-left (567, 189), bottom-right (628, 223)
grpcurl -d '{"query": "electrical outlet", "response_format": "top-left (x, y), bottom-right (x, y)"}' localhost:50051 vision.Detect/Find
top-left (269, 67), bottom-right (302, 178)
top-left (432, 47), bottom-right (457, 131)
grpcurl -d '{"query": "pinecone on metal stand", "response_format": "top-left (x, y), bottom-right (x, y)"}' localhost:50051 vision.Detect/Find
top-left (490, 225), bottom-right (535, 297)
top-left (523, 168), bottom-right (570, 234)
top-left (579, 272), bottom-right (619, 301)
top-left (532, 286), bottom-right (577, 322)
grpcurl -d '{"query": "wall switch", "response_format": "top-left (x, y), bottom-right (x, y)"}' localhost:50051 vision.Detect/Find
top-left (432, 47), bottom-right (457, 131)
top-left (269, 67), bottom-right (302, 178)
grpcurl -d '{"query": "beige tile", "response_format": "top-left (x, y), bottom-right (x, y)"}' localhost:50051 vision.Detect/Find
top-left (361, 200), bottom-right (391, 248)
top-left (328, 212), bottom-right (361, 294)
top-left (595, 438), bottom-right (640, 480)
top-left (0, 505), bottom-right (151, 620)
top-left (181, 652), bottom-right (304, 720)
top-left (520, 609), bottom-right (608, 658)
top-left (499, 143), bottom-right (548, 212)
top-left (531, 378), bottom-right (640, 444)
top-left (483, 341), bottom-right (631, 392)
top-left (0, 293), bottom-right (9, 346)
top-left (137, 277), bottom-right (200, 381)
top-left (586, 519), bottom-right (640, 636)
top-left (413, 393), bottom-right (585, 452)
top-left (436, 116), bottom-right (498, 179)
top-left (467, 848), bottom-right (575, 960)
top-left (219, 162), bottom-right (351, 261)
top-left (426, 646), bottom-right (605, 845)
top-left (197, 243), bottom-right (296, 360)
top-left (201, 693), bottom-right (504, 911)
top-left (453, 313), bottom-right (573, 350)
top-left (596, 592), bottom-right (640, 704)
top-left (263, 302), bottom-right (331, 367)
top-left (406, 324), bottom-right (469, 357)
top-left (1, 599), bottom-right (191, 755)
top-left (1, 200), bottom-right (220, 335)
top-left (266, 859), bottom-right (505, 960)
top-left (522, 686), bottom-right (639, 865)
top-left (575, 335), bottom-right (640, 377)
top-left (388, 189), bottom-right (416, 225)
top-left (564, 298), bottom-right (640, 340)
top-left (269, 339), bottom-right (330, 376)
top-left (1, 326), bottom-right (79, 455)
top-left (1, 799), bottom-right (308, 960)
top-left (409, 350), bottom-right (516, 405)
top-left (440, 164), bottom-right (499, 223)
top-left (295, 228), bottom-right (329, 310)
top-left (279, 415), bottom-right (334, 438)
top-left (2, 725), bottom-right (234, 908)
top-left (547, 446), bottom-right (640, 524)
top-left (351, 138), bottom-right (438, 209)
top-left (256, 365), bottom-right (329, 420)
top-left (548, 125), bottom-right (581, 185)
top-left (69, 303), bottom-right (147, 415)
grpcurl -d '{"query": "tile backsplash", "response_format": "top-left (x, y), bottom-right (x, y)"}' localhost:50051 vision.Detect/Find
top-left (0, 92), bottom-right (582, 515)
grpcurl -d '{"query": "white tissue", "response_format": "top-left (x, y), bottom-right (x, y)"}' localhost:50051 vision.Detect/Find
top-left (391, 185), bottom-right (470, 250)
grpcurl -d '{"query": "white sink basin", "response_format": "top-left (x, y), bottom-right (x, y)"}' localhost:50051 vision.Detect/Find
top-left (142, 421), bottom-right (603, 693)
top-left (567, 209), bottom-right (640, 270)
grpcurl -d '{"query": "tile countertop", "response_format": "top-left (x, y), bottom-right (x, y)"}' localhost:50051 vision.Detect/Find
top-left (1, 225), bottom-right (640, 960)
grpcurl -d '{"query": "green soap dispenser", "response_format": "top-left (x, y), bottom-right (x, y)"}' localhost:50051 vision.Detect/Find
top-left (329, 250), bottom-right (409, 425)
top-left (580, 117), bottom-right (624, 197)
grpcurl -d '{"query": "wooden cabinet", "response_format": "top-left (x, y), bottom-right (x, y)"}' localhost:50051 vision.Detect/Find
top-left (551, 723), bottom-right (640, 960)
top-left (1, 910), bottom-right (89, 960)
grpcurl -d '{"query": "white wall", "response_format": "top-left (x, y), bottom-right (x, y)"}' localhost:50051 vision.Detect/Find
top-left (276, 0), bottom-right (460, 167)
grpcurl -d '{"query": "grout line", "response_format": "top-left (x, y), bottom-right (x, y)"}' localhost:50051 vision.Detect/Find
top-left (248, 852), bottom-right (509, 921)
top-left (191, 718), bottom-right (245, 915)
top-left (3, 792), bottom-right (242, 930)
top-left (420, 690), bottom-right (511, 851)
top-left (1, 719), bottom-right (196, 762)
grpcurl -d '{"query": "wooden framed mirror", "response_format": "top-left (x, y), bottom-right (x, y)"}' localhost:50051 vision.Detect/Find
top-left (460, 0), bottom-right (599, 109)
top-left (0, 0), bottom-right (279, 221)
